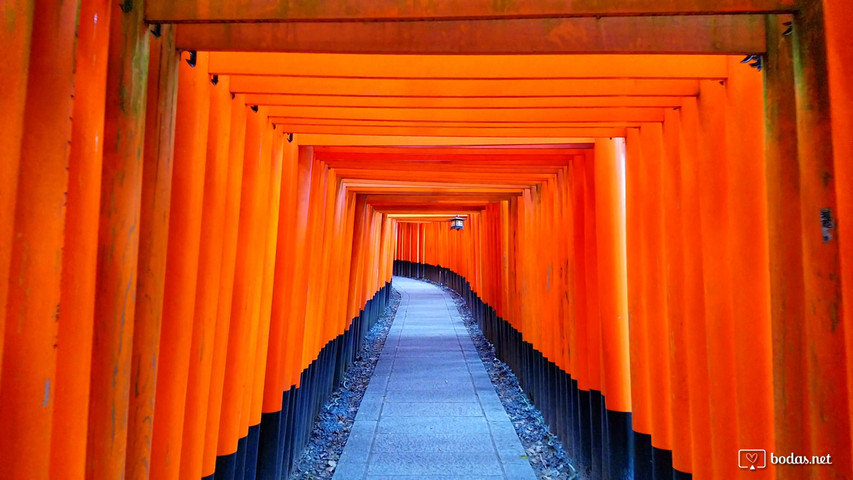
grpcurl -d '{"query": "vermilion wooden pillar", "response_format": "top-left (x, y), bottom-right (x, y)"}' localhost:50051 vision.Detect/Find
top-left (300, 159), bottom-right (322, 367)
top-left (236, 107), bottom-right (274, 479)
top-left (150, 50), bottom-right (211, 480)
top-left (696, 80), bottom-right (740, 479)
top-left (216, 103), bottom-right (262, 471)
top-left (625, 127), bottom-right (652, 479)
top-left (520, 190), bottom-right (537, 362)
top-left (583, 154), bottom-right (604, 479)
top-left (555, 173), bottom-right (571, 375)
top-left (593, 138), bottom-right (632, 479)
top-left (179, 73), bottom-right (234, 480)
top-left (126, 23), bottom-right (180, 480)
top-left (284, 146), bottom-right (314, 390)
top-left (678, 97), bottom-right (713, 480)
top-left (379, 215), bottom-right (393, 285)
top-left (87, 0), bottom-right (150, 477)
top-left (202, 94), bottom-right (247, 478)
top-left (309, 163), bottom-right (332, 364)
top-left (358, 206), bottom-right (375, 310)
top-left (257, 134), bottom-right (298, 480)
top-left (822, 0), bottom-right (853, 468)
top-left (552, 174), bottom-right (571, 377)
top-left (50, 1), bottom-right (112, 478)
top-left (347, 197), bottom-right (369, 325)
top-left (245, 123), bottom-right (282, 480)
top-left (792, 3), bottom-right (851, 477)
top-left (0, 0), bottom-right (34, 382)
top-left (725, 56), bottom-right (776, 478)
top-left (765, 16), bottom-right (808, 478)
top-left (314, 168), bottom-right (338, 344)
top-left (660, 109), bottom-right (691, 478)
top-left (0, 1), bottom-right (80, 478)
top-left (569, 160), bottom-right (593, 475)
top-left (540, 181), bottom-right (552, 378)
top-left (331, 180), bottom-right (354, 339)
top-left (638, 124), bottom-right (674, 478)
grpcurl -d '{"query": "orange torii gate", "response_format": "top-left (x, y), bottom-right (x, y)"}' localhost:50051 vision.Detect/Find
top-left (0, 1), bottom-right (851, 480)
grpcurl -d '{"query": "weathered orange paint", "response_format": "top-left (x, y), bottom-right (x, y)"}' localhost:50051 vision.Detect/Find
top-left (149, 0), bottom-right (797, 23)
top-left (87, 0), bottom-right (150, 477)
top-left (792, 3), bottom-right (851, 477)
top-left (823, 0), bottom-right (853, 464)
top-left (175, 15), bottom-right (766, 55)
top-left (126, 23), bottom-right (180, 480)
top-left (125, 26), bottom-right (180, 478)
top-left (764, 16), bottom-right (810, 480)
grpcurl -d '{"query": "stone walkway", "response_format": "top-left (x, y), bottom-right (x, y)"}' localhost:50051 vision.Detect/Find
top-left (333, 276), bottom-right (536, 480)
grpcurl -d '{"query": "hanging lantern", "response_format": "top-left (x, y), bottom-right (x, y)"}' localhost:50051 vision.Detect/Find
top-left (450, 215), bottom-right (465, 231)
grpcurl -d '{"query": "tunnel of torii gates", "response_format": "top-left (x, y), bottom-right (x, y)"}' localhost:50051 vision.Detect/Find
top-left (1, 1), bottom-right (852, 480)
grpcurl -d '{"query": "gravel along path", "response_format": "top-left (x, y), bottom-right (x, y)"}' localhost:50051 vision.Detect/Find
top-left (440, 283), bottom-right (579, 480)
top-left (289, 289), bottom-right (401, 480)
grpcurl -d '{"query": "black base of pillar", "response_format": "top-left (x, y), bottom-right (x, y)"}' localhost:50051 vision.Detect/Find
top-left (652, 446), bottom-right (674, 480)
top-left (244, 424), bottom-right (260, 480)
top-left (603, 410), bottom-right (633, 480)
top-left (633, 432), bottom-right (654, 480)
top-left (214, 445), bottom-right (238, 480)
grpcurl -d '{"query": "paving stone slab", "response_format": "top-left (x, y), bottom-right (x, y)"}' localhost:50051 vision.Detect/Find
top-left (371, 432), bottom-right (496, 453)
top-left (376, 415), bottom-right (490, 434)
top-left (383, 389), bottom-right (478, 403)
top-left (366, 452), bottom-right (504, 476)
top-left (380, 402), bottom-right (482, 417)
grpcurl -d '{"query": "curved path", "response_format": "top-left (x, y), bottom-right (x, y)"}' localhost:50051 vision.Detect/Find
top-left (333, 276), bottom-right (536, 479)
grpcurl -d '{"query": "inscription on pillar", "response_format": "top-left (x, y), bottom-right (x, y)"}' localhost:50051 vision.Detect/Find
top-left (820, 208), bottom-right (834, 243)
